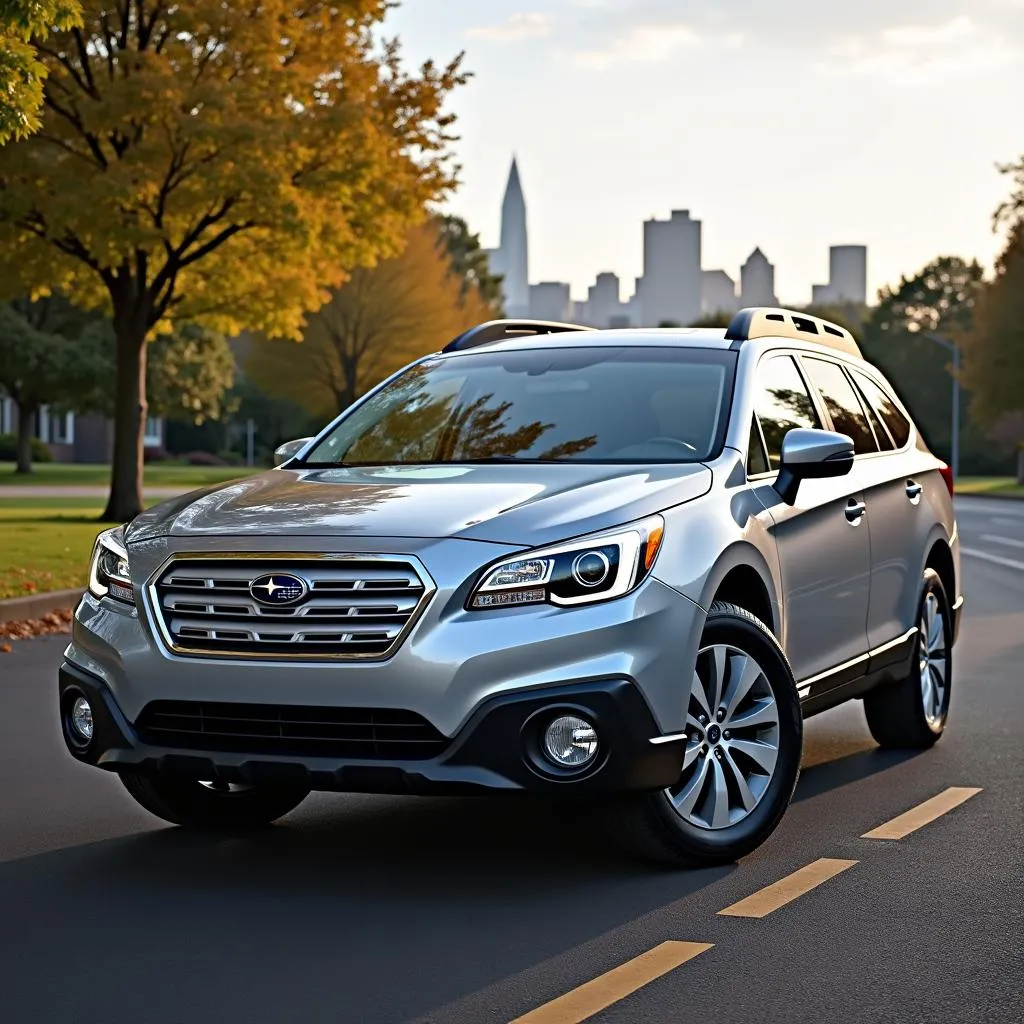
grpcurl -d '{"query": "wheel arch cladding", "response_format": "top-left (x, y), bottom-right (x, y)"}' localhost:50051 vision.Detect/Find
top-left (924, 538), bottom-right (955, 605)
top-left (705, 555), bottom-right (777, 636)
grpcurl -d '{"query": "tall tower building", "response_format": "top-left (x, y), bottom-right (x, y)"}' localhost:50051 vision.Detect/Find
top-left (811, 245), bottom-right (868, 306)
top-left (497, 157), bottom-right (529, 317)
top-left (637, 210), bottom-right (702, 326)
top-left (740, 248), bottom-right (778, 307)
top-left (828, 245), bottom-right (867, 304)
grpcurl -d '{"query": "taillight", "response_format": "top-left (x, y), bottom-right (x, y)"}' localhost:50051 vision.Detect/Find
top-left (939, 464), bottom-right (954, 497)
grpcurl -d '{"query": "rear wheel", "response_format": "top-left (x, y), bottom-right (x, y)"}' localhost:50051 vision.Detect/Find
top-left (864, 568), bottom-right (951, 749)
top-left (605, 602), bottom-right (802, 867)
top-left (120, 772), bottom-right (309, 829)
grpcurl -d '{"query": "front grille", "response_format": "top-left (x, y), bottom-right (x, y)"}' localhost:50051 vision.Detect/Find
top-left (150, 556), bottom-right (431, 660)
top-left (136, 700), bottom-right (448, 760)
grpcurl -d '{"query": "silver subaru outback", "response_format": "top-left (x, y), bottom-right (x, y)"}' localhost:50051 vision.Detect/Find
top-left (61, 307), bottom-right (962, 866)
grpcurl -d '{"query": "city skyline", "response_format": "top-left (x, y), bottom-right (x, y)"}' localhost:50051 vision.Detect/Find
top-left (486, 158), bottom-right (867, 325)
top-left (386, 1), bottom-right (1021, 304)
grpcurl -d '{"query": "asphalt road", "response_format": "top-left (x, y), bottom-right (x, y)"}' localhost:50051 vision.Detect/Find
top-left (1, 496), bottom-right (1021, 1024)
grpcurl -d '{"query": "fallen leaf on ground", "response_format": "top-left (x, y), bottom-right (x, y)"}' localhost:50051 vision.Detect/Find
top-left (0, 609), bottom-right (74, 646)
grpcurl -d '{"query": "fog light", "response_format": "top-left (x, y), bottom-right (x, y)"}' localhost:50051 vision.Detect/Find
top-left (70, 696), bottom-right (94, 742)
top-left (542, 715), bottom-right (599, 769)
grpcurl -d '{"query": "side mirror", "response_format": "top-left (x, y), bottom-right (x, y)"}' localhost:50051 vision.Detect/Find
top-left (776, 428), bottom-right (854, 504)
top-left (273, 437), bottom-right (314, 467)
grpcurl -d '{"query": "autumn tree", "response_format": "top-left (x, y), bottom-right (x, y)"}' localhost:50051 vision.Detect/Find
top-left (861, 257), bottom-right (984, 463)
top-left (437, 215), bottom-right (504, 310)
top-left (962, 225), bottom-right (1024, 430)
top-left (0, 0), bottom-right (81, 142)
top-left (246, 217), bottom-right (498, 420)
top-left (961, 161), bottom-right (1024, 475)
top-left (0, 1), bottom-right (465, 520)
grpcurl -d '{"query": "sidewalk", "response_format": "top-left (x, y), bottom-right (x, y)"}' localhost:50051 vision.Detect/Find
top-left (0, 486), bottom-right (189, 499)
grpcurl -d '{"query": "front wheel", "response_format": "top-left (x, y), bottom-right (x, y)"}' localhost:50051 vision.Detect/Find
top-left (605, 602), bottom-right (803, 867)
top-left (120, 772), bottom-right (309, 829)
top-left (863, 568), bottom-right (951, 749)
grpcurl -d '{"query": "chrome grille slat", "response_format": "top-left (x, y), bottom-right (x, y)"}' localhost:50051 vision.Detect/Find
top-left (151, 556), bottom-right (432, 660)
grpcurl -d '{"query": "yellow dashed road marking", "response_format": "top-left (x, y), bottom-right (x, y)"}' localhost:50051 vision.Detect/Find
top-left (508, 940), bottom-right (714, 1024)
top-left (862, 787), bottom-right (983, 840)
top-left (718, 858), bottom-right (858, 919)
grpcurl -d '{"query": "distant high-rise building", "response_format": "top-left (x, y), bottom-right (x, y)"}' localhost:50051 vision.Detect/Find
top-left (637, 210), bottom-right (701, 326)
top-left (829, 245), bottom-right (867, 304)
top-left (811, 283), bottom-right (832, 305)
top-left (586, 272), bottom-right (621, 327)
top-left (487, 158), bottom-right (529, 317)
top-left (740, 248), bottom-right (778, 307)
top-left (701, 270), bottom-right (738, 317)
top-left (529, 281), bottom-right (571, 322)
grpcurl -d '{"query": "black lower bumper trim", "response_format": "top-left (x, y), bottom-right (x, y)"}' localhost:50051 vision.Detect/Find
top-left (58, 662), bottom-right (685, 796)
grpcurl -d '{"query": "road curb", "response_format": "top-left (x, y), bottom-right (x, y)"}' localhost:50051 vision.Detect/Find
top-left (0, 588), bottom-right (82, 625)
top-left (956, 492), bottom-right (1024, 502)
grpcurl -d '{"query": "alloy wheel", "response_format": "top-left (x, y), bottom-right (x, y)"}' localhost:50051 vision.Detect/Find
top-left (667, 644), bottom-right (781, 830)
top-left (919, 592), bottom-right (948, 729)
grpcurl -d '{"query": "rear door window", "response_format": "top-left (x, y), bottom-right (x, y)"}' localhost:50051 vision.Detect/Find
top-left (852, 370), bottom-right (912, 449)
top-left (801, 357), bottom-right (878, 455)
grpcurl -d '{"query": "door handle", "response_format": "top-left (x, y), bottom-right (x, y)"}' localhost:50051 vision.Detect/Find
top-left (906, 480), bottom-right (923, 502)
top-left (845, 499), bottom-right (866, 524)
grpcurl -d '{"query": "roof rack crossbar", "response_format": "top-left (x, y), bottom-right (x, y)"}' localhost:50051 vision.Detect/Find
top-left (725, 307), bottom-right (861, 358)
top-left (443, 319), bottom-right (594, 353)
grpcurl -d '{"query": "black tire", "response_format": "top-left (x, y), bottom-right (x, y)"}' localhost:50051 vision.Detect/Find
top-left (120, 772), bottom-right (309, 829)
top-left (863, 568), bottom-right (951, 749)
top-left (603, 602), bottom-right (802, 867)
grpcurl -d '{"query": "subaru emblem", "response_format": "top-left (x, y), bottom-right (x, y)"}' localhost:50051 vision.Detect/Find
top-left (249, 573), bottom-right (308, 606)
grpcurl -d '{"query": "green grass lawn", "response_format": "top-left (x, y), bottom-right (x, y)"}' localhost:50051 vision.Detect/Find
top-left (0, 461), bottom-right (260, 488)
top-left (0, 506), bottom-right (112, 600)
top-left (955, 476), bottom-right (1024, 498)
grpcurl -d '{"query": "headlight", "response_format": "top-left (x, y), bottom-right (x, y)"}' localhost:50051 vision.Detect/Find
top-left (468, 516), bottom-right (664, 610)
top-left (87, 527), bottom-right (134, 604)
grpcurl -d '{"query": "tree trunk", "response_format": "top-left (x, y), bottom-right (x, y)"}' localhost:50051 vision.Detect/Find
top-left (15, 403), bottom-right (36, 475)
top-left (102, 319), bottom-right (148, 522)
top-left (1017, 447), bottom-right (1024, 486)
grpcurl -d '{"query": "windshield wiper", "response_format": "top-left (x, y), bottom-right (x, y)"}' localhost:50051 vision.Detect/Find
top-left (300, 457), bottom-right (563, 468)
top-left (446, 456), bottom-right (561, 464)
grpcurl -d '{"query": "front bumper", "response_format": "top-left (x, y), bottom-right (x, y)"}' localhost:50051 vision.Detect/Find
top-left (59, 661), bottom-right (686, 795)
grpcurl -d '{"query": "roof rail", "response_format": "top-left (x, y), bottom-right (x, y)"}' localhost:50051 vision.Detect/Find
top-left (443, 319), bottom-right (594, 353)
top-left (725, 307), bottom-right (861, 358)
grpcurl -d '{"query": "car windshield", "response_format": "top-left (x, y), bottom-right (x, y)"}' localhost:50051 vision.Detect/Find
top-left (301, 346), bottom-right (736, 466)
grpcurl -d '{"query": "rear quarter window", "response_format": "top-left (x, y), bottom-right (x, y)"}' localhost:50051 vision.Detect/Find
top-left (852, 370), bottom-right (912, 448)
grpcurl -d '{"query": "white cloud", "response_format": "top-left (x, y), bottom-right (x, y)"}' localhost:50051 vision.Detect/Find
top-left (819, 15), bottom-right (1020, 85)
top-left (465, 12), bottom-right (552, 43)
top-left (572, 23), bottom-right (700, 69)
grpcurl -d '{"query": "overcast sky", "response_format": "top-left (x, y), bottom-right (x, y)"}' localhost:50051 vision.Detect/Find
top-left (386, 1), bottom-right (1023, 305)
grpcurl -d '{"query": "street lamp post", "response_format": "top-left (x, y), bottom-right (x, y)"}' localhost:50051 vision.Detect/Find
top-left (922, 332), bottom-right (961, 481)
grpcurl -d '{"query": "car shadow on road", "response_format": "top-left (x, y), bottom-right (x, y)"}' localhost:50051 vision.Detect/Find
top-left (0, 794), bottom-right (734, 1024)
top-left (794, 746), bottom-right (925, 804)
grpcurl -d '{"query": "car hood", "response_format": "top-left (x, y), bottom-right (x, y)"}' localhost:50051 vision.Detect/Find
top-left (126, 463), bottom-right (712, 547)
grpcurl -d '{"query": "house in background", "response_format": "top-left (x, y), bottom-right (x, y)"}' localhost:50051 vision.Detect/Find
top-left (0, 395), bottom-right (163, 462)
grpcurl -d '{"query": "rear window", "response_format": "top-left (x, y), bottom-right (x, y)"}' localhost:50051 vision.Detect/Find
top-left (852, 370), bottom-right (912, 448)
top-left (302, 346), bottom-right (737, 466)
